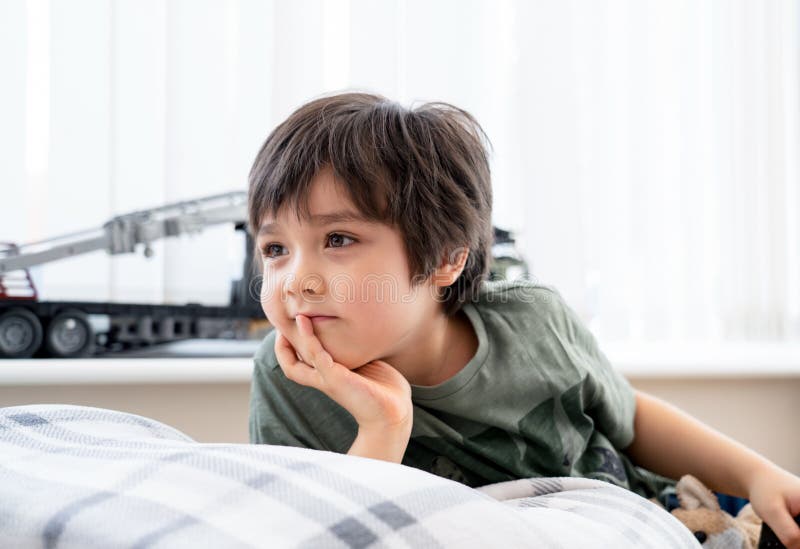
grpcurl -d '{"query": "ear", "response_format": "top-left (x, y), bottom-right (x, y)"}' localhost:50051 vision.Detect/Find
top-left (676, 475), bottom-right (721, 511)
top-left (431, 247), bottom-right (470, 289)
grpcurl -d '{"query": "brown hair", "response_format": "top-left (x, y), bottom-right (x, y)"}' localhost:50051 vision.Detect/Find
top-left (247, 92), bottom-right (493, 315)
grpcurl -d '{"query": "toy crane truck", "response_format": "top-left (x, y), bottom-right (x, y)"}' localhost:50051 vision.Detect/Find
top-left (0, 192), bottom-right (266, 359)
top-left (0, 190), bottom-right (529, 359)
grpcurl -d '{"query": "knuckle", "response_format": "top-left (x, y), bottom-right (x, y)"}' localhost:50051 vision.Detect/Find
top-left (310, 349), bottom-right (326, 365)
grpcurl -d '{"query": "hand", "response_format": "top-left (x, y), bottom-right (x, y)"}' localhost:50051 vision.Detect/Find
top-left (747, 464), bottom-right (800, 549)
top-left (273, 314), bottom-right (413, 432)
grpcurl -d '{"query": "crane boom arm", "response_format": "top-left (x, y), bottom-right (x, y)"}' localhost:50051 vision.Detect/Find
top-left (0, 191), bottom-right (247, 273)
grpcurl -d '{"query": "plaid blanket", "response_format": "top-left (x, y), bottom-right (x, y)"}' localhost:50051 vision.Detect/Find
top-left (0, 405), bottom-right (699, 548)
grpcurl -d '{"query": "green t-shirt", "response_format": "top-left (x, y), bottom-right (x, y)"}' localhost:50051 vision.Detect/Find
top-left (249, 280), bottom-right (675, 502)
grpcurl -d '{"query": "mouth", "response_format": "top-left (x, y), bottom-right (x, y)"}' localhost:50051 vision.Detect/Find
top-left (293, 314), bottom-right (338, 323)
top-left (309, 315), bottom-right (336, 323)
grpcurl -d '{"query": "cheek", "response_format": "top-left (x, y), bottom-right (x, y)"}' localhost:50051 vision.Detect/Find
top-left (343, 293), bottom-right (416, 344)
top-left (260, 276), bottom-right (288, 328)
top-left (262, 298), bottom-right (304, 358)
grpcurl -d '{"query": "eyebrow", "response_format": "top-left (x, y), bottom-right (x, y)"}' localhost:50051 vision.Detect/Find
top-left (258, 210), bottom-right (370, 236)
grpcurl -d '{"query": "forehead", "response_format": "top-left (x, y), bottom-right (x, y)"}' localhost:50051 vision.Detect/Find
top-left (305, 168), bottom-right (355, 211)
top-left (257, 169), bottom-right (373, 235)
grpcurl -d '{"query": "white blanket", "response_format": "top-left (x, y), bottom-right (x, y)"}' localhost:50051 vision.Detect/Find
top-left (0, 404), bottom-right (699, 548)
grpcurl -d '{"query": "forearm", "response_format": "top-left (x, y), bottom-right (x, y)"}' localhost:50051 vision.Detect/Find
top-left (347, 421), bottom-right (412, 464)
top-left (624, 390), bottom-right (779, 499)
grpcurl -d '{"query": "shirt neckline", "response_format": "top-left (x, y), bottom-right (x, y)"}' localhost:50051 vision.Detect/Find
top-left (410, 301), bottom-right (489, 401)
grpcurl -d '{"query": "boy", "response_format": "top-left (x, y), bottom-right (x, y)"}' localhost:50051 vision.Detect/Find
top-left (248, 92), bottom-right (800, 547)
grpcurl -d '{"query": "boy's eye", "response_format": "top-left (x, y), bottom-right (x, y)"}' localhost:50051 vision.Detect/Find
top-left (261, 243), bottom-right (286, 258)
top-left (327, 233), bottom-right (355, 248)
top-left (260, 233), bottom-right (356, 260)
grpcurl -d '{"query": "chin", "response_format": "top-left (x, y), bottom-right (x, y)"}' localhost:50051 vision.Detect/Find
top-left (323, 343), bottom-right (371, 370)
top-left (329, 352), bottom-right (367, 370)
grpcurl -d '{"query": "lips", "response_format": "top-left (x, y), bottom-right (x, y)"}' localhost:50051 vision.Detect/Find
top-left (309, 316), bottom-right (336, 323)
top-left (293, 313), bottom-right (338, 322)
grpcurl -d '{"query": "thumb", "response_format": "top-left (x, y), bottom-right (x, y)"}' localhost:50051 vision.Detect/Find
top-left (357, 360), bottom-right (411, 390)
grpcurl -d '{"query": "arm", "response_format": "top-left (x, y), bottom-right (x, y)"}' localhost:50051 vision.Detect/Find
top-left (625, 390), bottom-right (800, 548)
top-left (624, 390), bottom-right (769, 498)
top-left (347, 420), bottom-right (413, 463)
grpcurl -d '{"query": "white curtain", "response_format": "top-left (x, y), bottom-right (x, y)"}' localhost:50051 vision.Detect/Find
top-left (1, 0), bottom-right (798, 344)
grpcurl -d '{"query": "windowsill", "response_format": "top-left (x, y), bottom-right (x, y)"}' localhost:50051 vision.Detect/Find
top-left (0, 358), bottom-right (254, 385)
top-left (602, 340), bottom-right (800, 378)
top-left (0, 341), bottom-right (799, 386)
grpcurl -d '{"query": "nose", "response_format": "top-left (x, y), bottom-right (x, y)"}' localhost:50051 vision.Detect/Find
top-left (283, 254), bottom-right (325, 300)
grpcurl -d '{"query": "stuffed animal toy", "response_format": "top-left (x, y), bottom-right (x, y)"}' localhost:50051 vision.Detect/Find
top-left (667, 474), bottom-right (762, 548)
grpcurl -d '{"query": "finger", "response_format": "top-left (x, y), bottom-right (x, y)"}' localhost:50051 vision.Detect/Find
top-left (274, 330), bottom-right (320, 388)
top-left (295, 315), bottom-right (334, 372)
top-left (767, 507), bottom-right (800, 549)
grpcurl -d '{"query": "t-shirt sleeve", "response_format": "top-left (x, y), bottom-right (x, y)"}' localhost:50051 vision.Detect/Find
top-left (547, 287), bottom-right (637, 450)
top-left (248, 332), bottom-right (304, 446)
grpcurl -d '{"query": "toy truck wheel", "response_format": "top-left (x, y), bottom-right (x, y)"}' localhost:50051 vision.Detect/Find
top-left (0, 308), bottom-right (44, 359)
top-left (45, 309), bottom-right (94, 358)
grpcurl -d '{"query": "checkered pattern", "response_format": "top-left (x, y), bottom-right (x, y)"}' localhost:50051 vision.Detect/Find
top-left (0, 405), bottom-right (699, 548)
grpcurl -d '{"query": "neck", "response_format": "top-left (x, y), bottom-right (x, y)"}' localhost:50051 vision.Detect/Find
top-left (384, 306), bottom-right (477, 387)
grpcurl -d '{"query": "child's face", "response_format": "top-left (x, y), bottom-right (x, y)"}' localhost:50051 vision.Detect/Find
top-left (256, 167), bottom-right (439, 370)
